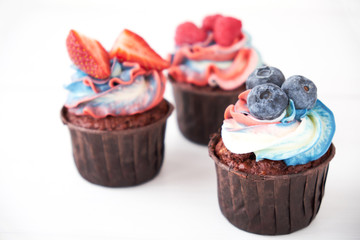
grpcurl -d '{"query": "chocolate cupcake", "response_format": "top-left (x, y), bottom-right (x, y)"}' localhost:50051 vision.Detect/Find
top-left (168, 14), bottom-right (262, 145)
top-left (208, 66), bottom-right (336, 234)
top-left (61, 29), bottom-right (173, 187)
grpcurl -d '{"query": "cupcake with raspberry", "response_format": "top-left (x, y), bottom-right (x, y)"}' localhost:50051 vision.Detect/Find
top-left (61, 29), bottom-right (173, 187)
top-left (168, 14), bottom-right (262, 145)
top-left (208, 66), bottom-right (336, 234)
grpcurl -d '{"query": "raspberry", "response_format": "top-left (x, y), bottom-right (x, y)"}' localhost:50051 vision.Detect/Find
top-left (202, 14), bottom-right (223, 31)
top-left (175, 22), bottom-right (207, 46)
top-left (213, 16), bottom-right (242, 47)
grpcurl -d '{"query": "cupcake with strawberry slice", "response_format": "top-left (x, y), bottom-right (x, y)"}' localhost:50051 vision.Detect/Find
top-left (61, 29), bottom-right (173, 187)
top-left (168, 14), bottom-right (262, 145)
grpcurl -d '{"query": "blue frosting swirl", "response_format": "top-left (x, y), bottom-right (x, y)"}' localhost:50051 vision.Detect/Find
top-left (64, 60), bottom-right (165, 118)
top-left (221, 99), bottom-right (336, 166)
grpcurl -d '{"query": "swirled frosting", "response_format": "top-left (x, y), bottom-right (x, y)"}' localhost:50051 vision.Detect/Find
top-left (168, 33), bottom-right (261, 90)
top-left (221, 90), bottom-right (335, 166)
top-left (65, 59), bottom-right (166, 118)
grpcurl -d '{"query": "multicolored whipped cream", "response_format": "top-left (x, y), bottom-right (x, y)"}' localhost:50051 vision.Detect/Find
top-left (65, 60), bottom-right (166, 118)
top-left (64, 29), bottom-right (169, 118)
top-left (222, 89), bottom-right (336, 166)
top-left (168, 15), bottom-right (261, 90)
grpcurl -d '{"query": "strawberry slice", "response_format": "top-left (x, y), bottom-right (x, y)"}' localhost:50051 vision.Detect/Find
top-left (66, 30), bottom-right (110, 79)
top-left (109, 29), bottom-right (170, 71)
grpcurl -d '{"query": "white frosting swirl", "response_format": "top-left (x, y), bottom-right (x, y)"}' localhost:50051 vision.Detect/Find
top-left (221, 100), bottom-right (335, 166)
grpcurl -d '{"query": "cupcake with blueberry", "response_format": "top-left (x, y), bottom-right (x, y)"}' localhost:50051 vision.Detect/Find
top-left (61, 29), bottom-right (173, 187)
top-left (168, 14), bottom-right (262, 145)
top-left (208, 66), bottom-right (336, 234)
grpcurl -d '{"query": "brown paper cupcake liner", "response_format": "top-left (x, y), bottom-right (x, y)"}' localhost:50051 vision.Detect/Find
top-left (170, 80), bottom-right (245, 145)
top-left (61, 100), bottom-right (174, 187)
top-left (208, 133), bottom-right (336, 235)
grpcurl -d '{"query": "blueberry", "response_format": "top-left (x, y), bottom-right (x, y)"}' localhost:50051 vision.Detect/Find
top-left (247, 83), bottom-right (289, 120)
top-left (246, 66), bottom-right (285, 89)
top-left (281, 75), bottom-right (317, 109)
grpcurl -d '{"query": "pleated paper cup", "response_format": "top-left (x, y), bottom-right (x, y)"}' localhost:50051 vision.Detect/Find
top-left (208, 133), bottom-right (336, 235)
top-left (170, 80), bottom-right (245, 145)
top-left (61, 100), bottom-right (174, 187)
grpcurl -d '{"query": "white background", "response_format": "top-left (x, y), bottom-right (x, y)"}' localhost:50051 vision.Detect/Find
top-left (0, 0), bottom-right (360, 239)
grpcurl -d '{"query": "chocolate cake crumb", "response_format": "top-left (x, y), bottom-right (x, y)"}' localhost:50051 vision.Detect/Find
top-left (64, 99), bottom-right (169, 131)
top-left (215, 137), bottom-right (330, 175)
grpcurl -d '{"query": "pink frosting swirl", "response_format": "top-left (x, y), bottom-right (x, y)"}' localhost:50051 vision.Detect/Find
top-left (168, 33), bottom-right (260, 90)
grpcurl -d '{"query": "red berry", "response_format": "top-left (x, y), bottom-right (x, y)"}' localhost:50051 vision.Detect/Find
top-left (213, 16), bottom-right (242, 47)
top-left (175, 22), bottom-right (207, 46)
top-left (66, 30), bottom-right (111, 79)
top-left (202, 14), bottom-right (223, 31)
top-left (109, 29), bottom-right (170, 70)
